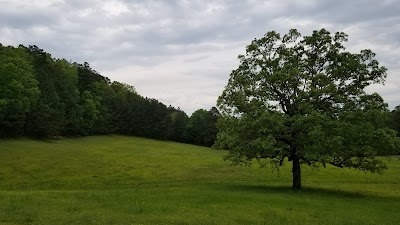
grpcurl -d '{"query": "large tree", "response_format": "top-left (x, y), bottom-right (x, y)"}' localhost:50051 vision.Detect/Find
top-left (214, 29), bottom-right (399, 189)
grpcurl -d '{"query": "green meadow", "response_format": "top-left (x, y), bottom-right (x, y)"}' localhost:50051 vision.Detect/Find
top-left (0, 135), bottom-right (399, 225)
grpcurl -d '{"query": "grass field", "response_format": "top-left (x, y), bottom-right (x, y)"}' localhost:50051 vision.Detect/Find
top-left (0, 135), bottom-right (399, 225)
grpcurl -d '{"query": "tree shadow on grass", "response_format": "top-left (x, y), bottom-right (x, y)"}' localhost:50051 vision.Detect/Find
top-left (223, 183), bottom-right (400, 201)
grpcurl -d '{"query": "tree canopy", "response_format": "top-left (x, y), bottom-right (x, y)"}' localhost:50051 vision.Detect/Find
top-left (389, 106), bottom-right (400, 136)
top-left (214, 28), bottom-right (400, 189)
top-left (0, 45), bottom-right (39, 136)
top-left (187, 107), bottom-right (220, 147)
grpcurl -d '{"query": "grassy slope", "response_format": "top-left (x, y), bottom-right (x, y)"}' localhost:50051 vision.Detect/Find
top-left (0, 135), bottom-right (399, 225)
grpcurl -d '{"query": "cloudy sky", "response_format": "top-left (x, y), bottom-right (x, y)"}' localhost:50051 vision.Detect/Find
top-left (1, 0), bottom-right (399, 114)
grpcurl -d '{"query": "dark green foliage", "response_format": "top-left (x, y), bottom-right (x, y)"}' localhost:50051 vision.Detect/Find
top-left (0, 45), bottom-right (39, 137)
top-left (54, 59), bottom-right (81, 135)
top-left (0, 44), bottom-right (218, 145)
top-left (25, 45), bottom-right (70, 138)
top-left (389, 106), bottom-right (400, 137)
top-left (168, 107), bottom-right (189, 142)
top-left (77, 62), bottom-right (110, 92)
top-left (214, 29), bottom-right (400, 189)
top-left (187, 107), bottom-right (220, 146)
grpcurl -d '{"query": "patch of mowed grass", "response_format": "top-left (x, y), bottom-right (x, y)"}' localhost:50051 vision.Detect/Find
top-left (0, 135), bottom-right (399, 224)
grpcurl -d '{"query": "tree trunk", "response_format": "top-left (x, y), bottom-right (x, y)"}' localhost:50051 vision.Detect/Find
top-left (292, 155), bottom-right (301, 190)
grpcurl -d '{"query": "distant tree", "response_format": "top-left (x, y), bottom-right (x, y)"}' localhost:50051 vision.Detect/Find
top-left (53, 59), bottom-right (81, 136)
top-left (74, 62), bottom-right (113, 134)
top-left (187, 107), bottom-right (219, 147)
top-left (78, 91), bottom-right (101, 135)
top-left (167, 107), bottom-right (189, 142)
top-left (390, 105), bottom-right (400, 137)
top-left (214, 29), bottom-right (400, 189)
top-left (148, 99), bottom-right (171, 140)
top-left (109, 81), bottom-right (132, 134)
top-left (0, 45), bottom-right (39, 137)
top-left (25, 46), bottom-right (66, 138)
top-left (204, 107), bottom-right (220, 146)
top-left (77, 62), bottom-right (110, 92)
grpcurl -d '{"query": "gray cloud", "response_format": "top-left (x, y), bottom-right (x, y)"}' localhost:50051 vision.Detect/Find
top-left (0, 0), bottom-right (399, 114)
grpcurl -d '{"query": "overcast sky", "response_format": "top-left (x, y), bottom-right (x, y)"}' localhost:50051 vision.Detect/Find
top-left (1, 0), bottom-right (399, 114)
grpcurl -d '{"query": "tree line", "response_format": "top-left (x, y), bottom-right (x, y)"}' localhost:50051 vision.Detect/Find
top-left (1, 43), bottom-right (399, 150)
top-left (0, 44), bottom-right (218, 146)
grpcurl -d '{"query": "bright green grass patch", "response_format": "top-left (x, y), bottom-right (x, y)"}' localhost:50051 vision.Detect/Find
top-left (0, 135), bottom-right (399, 224)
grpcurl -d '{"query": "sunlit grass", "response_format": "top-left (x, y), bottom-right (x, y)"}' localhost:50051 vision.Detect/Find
top-left (0, 135), bottom-right (399, 224)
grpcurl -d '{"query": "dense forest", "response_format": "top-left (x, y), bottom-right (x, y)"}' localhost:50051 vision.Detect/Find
top-left (0, 44), bottom-right (219, 146)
